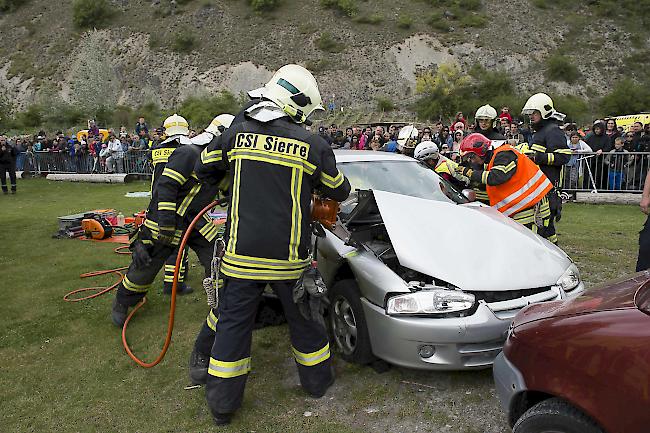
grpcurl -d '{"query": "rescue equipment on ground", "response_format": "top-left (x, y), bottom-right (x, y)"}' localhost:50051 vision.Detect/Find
top-left (82, 213), bottom-right (114, 240)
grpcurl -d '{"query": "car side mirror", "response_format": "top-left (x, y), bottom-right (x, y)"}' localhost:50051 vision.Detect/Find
top-left (462, 189), bottom-right (477, 202)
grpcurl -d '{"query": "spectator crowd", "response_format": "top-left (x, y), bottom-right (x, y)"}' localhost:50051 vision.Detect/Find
top-left (1, 107), bottom-right (649, 191)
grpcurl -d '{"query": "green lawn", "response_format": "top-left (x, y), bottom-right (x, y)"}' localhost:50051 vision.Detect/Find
top-left (0, 179), bottom-right (645, 433)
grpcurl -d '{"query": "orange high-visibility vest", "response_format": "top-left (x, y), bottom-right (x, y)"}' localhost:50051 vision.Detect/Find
top-left (486, 144), bottom-right (553, 217)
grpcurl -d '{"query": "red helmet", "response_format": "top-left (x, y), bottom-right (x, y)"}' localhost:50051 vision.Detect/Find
top-left (460, 133), bottom-right (492, 158)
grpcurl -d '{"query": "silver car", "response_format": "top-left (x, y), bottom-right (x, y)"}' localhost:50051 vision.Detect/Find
top-left (318, 150), bottom-right (584, 370)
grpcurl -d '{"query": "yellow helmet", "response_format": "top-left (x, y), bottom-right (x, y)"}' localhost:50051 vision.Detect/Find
top-left (163, 114), bottom-right (189, 137)
top-left (259, 64), bottom-right (323, 124)
top-left (205, 114), bottom-right (234, 135)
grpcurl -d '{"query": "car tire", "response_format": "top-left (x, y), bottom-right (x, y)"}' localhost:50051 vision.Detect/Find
top-left (513, 397), bottom-right (604, 433)
top-left (328, 279), bottom-right (376, 365)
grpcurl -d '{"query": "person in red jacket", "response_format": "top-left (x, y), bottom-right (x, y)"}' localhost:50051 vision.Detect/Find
top-left (499, 106), bottom-right (513, 123)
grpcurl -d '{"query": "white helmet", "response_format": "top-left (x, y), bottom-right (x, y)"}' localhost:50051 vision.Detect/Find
top-left (397, 125), bottom-right (419, 150)
top-left (163, 113), bottom-right (189, 136)
top-left (474, 104), bottom-right (497, 120)
top-left (205, 113), bottom-right (235, 135)
top-left (414, 140), bottom-right (439, 161)
top-left (259, 64), bottom-right (323, 124)
top-left (522, 93), bottom-right (555, 119)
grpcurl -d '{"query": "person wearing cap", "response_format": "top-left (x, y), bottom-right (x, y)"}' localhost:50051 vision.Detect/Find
top-left (521, 93), bottom-right (572, 244)
top-left (192, 64), bottom-right (350, 425)
top-left (455, 133), bottom-right (553, 232)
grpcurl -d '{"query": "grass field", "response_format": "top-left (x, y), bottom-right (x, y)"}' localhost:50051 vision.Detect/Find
top-left (0, 179), bottom-right (645, 433)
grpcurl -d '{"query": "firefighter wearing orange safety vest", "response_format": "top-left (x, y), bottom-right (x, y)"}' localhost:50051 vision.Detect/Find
top-left (455, 133), bottom-right (554, 235)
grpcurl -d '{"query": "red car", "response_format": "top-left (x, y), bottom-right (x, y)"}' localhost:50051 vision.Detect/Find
top-left (493, 271), bottom-right (650, 433)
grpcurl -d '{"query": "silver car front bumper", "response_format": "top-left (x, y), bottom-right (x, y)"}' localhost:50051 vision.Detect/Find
top-left (361, 299), bottom-right (511, 370)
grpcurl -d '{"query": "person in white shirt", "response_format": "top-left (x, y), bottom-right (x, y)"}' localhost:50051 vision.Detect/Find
top-left (105, 133), bottom-right (124, 173)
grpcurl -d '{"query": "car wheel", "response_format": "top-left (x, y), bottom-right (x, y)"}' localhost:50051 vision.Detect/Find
top-left (513, 398), bottom-right (604, 433)
top-left (328, 279), bottom-right (376, 365)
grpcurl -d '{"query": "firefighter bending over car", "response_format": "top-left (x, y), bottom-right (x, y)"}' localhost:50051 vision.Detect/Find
top-left (189, 64), bottom-right (350, 426)
top-left (455, 133), bottom-right (553, 234)
top-left (413, 140), bottom-right (467, 190)
top-left (521, 93), bottom-right (572, 244)
top-left (110, 113), bottom-right (233, 327)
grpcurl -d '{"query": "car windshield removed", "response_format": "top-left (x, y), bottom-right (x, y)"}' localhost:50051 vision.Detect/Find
top-left (338, 160), bottom-right (460, 203)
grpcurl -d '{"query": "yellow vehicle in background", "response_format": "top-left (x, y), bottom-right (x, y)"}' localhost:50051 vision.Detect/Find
top-left (614, 113), bottom-right (650, 131)
top-left (76, 129), bottom-right (109, 142)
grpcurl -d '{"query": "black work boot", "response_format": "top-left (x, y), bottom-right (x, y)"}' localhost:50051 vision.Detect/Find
top-left (212, 412), bottom-right (233, 426)
top-left (188, 349), bottom-right (209, 385)
top-left (111, 297), bottom-right (129, 327)
top-left (163, 282), bottom-right (194, 295)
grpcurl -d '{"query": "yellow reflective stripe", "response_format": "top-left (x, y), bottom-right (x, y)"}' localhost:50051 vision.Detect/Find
top-left (292, 343), bottom-right (331, 367)
top-left (162, 167), bottom-right (187, 184)
top-left (530, 144), bottom-right (546, 152)
top-left (199, 220), bottom-right (219, 240)
top-left (201, 148), bottom-right (222, 164)
top-left (158, 201), bottom-right (176, 212)
top-left (223, 252), bottom-right (310, 269)
top-left (177, 183), bottom-right (202, 216)
top-left (548, 153), bottom-right (554, 165)
top-left (227, 159), bottom-right (242, 254)
top-left (481, 171), bottom-right (489, 184)
top-left (289, 168), bottom-right (302, 261)
top-left (123, 275), bottom-right (150, 293)
top-left (320, 169), bottom-right (344, 189)
top-left (206, 309), bottom-right (218, 331)
top-left (555, 148), bottom-right (572, 154)
top-left (492, 161), bottom-right (516, 174)
top-left (208, 357), bottom-right (251, 378)
top-left (228, 149), bottom-right (313, 173)
top-left (220, 261), bottom-right (305, 280)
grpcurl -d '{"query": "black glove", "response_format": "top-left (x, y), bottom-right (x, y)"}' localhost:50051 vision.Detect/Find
top-left (131, 241), bottom-right (152, 269)
top-left (533, 152), bottom-right (547, 165)
top-left (293, 266), bottom-right (329, 328)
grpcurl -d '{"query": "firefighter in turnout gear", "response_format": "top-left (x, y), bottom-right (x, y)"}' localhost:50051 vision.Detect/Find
top-left (191, 64), bottom-right (351, 426)
top-left (456, 133), bottom-right (553, 232)
top-left (110, 114), bottom-right (222, 327)
top-left (521, 93), bottom-right (572, 244)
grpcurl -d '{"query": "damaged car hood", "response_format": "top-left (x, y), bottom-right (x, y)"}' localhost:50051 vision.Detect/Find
top-left (372, 190), bottom-right (570, 291)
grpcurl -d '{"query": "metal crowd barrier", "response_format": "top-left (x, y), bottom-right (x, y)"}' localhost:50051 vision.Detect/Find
top-left (561, 152), bottom-right (649, 193)
top-left (18, 150), bottom-right (153, 176)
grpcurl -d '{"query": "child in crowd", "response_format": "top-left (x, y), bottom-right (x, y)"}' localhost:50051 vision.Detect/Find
top-left (606, 137), bottom-right (629, 190)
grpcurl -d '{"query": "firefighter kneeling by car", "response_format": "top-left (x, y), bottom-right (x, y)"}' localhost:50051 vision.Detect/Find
top-left (455, 133), bottom-right (553, 235)
top-left (191, 64), bottom-right (351, 426)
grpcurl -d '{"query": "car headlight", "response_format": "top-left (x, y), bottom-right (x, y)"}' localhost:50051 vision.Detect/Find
top-left (386, 290), bottom-right (476, 316)
top-left (557, 263), bottom-right (581, 292)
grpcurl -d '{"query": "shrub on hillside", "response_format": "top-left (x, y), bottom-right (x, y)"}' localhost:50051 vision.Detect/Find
top-left (172, 31), bottom-right (197, 53)
top-left (0, 0), bottom-right (24, 12)
top-left (600, 78), bottom-right (650, 116)
top-left (376, 96), bottom-right (396, 112)
top-left (320, 0), bottom-right (357, 17)
top-left (249, 0), bottom-right (281, 12)
top-left (72, 0), bottom-right (114, 29)
top-left (545, 54), bottom-right (581, 83)
top-left (397, 14), bottom-right (413, 29)
top-left (315, 33), bottom-right (344, 53)
top-left (354, 13), bottom-right (383, 24)
top-left (177, 92), bottom-right (239, 129)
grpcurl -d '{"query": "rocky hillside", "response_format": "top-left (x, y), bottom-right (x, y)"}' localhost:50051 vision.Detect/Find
top-left (0, 0), bottom-right (648, 124)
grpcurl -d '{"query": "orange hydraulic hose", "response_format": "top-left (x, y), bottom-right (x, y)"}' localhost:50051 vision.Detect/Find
top-left (63, 246), bottom-right (131, 302)
top-left (121, 200), bottom-right (220, 368)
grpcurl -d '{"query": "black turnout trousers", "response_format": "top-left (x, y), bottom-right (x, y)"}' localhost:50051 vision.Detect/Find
top-left (0, 163), bottom-right (16, 193)
top-left (203, 278), bottom-right (333, 415)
